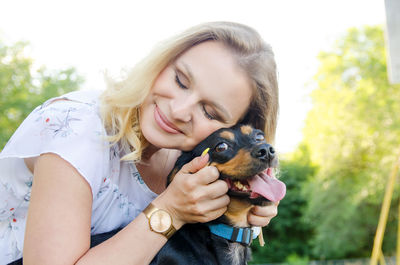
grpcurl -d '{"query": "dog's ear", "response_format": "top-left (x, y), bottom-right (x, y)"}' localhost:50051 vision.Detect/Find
top-left (166, 151), bottom-right (195, 185)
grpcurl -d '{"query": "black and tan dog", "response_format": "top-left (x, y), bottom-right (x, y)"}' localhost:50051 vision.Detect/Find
top-left (150, 124), bottom-right (286, 265)
top-left (8, 124), bottom-right (285, 265)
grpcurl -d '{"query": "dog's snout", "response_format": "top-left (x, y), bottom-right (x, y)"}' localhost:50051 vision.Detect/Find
top-left (252, 144), bottom-right (275, 161)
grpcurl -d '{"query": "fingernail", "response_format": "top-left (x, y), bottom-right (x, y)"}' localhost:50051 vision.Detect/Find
top-left (201, 148), bottom-right (210, 157)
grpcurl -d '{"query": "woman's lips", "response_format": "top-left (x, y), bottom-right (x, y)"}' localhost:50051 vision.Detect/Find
top-left (154, 105), bottom-right (181, 134)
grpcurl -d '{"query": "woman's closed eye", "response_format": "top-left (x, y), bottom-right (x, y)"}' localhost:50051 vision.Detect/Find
top-left (175, 74), bottom-right (188, 89)
top-left (202, 105), bottom-right (219, 120)
top-left (173, 66), bottom-right (224, 122)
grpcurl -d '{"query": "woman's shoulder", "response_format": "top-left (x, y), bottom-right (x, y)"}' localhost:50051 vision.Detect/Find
top-left (28, 89), bottom-right (105, 132)
top-left (57, 89), bottom-right (103, 104)
top-left (0, 89), bottom-right (110, 200)
top-left (38, 89), bottom-right (103, 111)
top-left (1, 90), bottom-right (106, 155)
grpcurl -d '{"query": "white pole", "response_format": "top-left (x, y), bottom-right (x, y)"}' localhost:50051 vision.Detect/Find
top-left (384, 0), bottom-right (400, 84)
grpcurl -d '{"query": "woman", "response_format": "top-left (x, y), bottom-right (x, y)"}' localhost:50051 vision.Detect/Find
top-left (0, 21), bottom-right (279, 264)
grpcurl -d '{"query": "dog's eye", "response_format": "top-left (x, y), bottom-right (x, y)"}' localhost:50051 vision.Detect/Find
top-left (255, 133), bottom-right (265, 141)
top-left (215, 142), bottom-right (229, 152)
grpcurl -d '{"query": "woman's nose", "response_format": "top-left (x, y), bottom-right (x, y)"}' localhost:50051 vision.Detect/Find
top-left (169, 96), bottom-right (195, 123)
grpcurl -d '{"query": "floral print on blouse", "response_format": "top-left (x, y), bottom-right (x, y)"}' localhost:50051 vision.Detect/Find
top-left (0, 90), bottom-right (157, 264)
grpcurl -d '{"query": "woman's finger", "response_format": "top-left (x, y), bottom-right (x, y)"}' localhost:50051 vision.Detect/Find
top-left (248, 213), bottom-right (271, 227)
top-left (203, 179), bottom-right (229, 199)
top-left (248, 203), bottom-right (279, 226)
top-left (195, 165), bottom-right (220, 185)
top-left (251, 204), bottom-right (278, 218)
top-left (202, 194), bottom-right (230, 212)
top-left (197, 203), bottom-right (229, 222)
top-left (180, 154), bottom-right (209, 174)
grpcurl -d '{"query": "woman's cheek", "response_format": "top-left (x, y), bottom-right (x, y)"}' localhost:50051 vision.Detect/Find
top-left (195, 123), bottom-right (223, 143)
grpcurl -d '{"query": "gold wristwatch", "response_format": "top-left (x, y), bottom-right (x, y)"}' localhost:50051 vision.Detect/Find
top-left (143, 203), bottom-right (176, 239)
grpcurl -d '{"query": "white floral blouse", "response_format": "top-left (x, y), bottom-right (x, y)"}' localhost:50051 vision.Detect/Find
top-left (0, 90), bottom-right (157, 264)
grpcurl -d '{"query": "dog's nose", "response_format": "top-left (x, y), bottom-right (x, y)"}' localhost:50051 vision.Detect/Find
top-left (252, 144), bottom-right (275, 161)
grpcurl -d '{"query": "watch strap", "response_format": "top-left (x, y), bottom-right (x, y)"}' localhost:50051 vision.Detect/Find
top-left (143, 203), bottom-right (159, 219)
top-left (163, 224), bottom-right (176, 239)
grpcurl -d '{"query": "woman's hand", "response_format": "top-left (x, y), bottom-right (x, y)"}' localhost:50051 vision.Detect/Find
top-left (155, 153), bottom-right (230, 229)
top-left (247, 201), bottom-right (279, 227)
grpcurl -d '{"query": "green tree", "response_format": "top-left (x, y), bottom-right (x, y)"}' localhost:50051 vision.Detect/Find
top-left (302, 25), bottom-right (400, 259)
top-left (251, 144), bottom-right (316, 263)
top-left (0, 40), bottom-right (84, 149)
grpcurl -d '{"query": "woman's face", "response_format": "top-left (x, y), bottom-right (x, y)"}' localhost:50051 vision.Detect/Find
top-left (140, 41), bottom-right (253, 151)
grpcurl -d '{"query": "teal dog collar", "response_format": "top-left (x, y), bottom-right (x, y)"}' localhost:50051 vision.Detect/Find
top-left (207, 223), bottom-right (258, 246)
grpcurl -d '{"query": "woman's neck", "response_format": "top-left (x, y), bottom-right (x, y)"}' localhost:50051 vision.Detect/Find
top-left (141, 144), bottom-right (161, 162)
top-left (136, 146), bottom-right (181, 194)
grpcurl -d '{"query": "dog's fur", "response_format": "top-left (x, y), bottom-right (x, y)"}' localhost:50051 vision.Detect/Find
top-left (150, 124), bottom-right (277, 265)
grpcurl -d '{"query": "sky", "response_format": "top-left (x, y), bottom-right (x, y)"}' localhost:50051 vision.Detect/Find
top-left (0, 0), bottom-right (386, 153)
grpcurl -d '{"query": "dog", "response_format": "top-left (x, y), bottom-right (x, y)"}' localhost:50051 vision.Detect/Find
top-left (8, 124), bottom-right (285, 265)
top-left (150, 124), bottom-right (286, 265)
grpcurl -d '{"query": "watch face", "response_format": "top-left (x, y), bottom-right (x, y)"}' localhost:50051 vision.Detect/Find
top-left (150, 209), bottom-right (172, 233)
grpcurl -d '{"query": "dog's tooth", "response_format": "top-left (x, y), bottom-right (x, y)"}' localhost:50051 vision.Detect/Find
top-left (234, 181), bottom-right (245, 190)
top-left (234, 181), bottom-right (241, 189)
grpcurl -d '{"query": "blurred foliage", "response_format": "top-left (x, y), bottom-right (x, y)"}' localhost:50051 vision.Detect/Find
top-left (0, 39), bottom-right (83, 149)
top-left (284, 253), bottom-right (310, 265)
top-left (301, 25), bottom-right (400, 259)
top-left (251, 25), bottom-right (399, 264)
top-left (250, 144), bottom-right (316, 263)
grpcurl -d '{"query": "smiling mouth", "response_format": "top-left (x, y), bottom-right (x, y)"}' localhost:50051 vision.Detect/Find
top-left (154, 105), bottom-right (182, 134)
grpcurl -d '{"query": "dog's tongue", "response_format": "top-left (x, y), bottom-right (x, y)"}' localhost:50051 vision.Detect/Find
top-left (248, 168), bottom-right (286, 202)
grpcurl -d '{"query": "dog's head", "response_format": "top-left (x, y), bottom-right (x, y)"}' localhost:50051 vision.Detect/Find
top-left (168, 124), bottom-right (286, 227)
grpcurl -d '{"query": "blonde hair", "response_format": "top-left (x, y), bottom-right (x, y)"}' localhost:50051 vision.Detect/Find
top-left (100, 21), bottom-right (279, 161)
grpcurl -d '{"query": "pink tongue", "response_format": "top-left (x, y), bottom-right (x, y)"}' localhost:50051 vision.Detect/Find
top-left (248, 168), bottom-right (286, 202)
